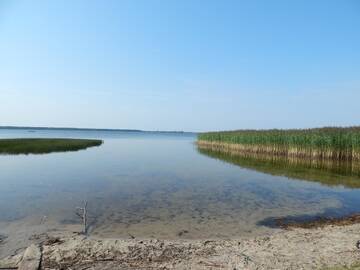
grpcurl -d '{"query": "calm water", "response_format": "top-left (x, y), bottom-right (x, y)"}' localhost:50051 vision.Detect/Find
top-left (1, 128), bottom-right (360, 239)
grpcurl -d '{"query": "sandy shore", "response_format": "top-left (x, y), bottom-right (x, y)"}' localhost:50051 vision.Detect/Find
top-left (1, 223), bottom-right (360, 270)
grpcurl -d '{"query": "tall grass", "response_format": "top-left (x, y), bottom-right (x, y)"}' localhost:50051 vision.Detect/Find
top-left (198, 127), bottom-right (360, 161)
top-left (0, 138), bottom-right (103, 154)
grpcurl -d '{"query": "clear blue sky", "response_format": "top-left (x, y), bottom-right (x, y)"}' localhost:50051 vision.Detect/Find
top-left (0, 0), bottom-right (359, 131)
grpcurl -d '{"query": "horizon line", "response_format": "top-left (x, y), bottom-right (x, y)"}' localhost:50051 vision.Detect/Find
top-left (0, 125), bottom-right (194, 134)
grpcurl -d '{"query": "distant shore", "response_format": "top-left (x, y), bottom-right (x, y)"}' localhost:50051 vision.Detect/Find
top-left (0, 126), bottom-right (193, 134)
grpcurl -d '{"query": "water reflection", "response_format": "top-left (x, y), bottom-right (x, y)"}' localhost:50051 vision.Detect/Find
top-left (197, 146), bottom-right (360, 188)
top-left (197, 146), bottom-right (360, 227)
top-left (1, 129), bottom-right (360, 246)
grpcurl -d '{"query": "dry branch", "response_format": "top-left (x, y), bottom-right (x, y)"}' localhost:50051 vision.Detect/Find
top-left (76, 201), bottom-right (88, 235)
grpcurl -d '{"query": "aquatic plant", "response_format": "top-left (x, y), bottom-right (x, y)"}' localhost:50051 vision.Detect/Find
top-left (198, 127), bottom-right (360, 161)
top-left (0, 138), bottom-right (103, 154)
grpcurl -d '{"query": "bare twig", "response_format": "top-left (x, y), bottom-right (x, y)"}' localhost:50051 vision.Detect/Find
top-left (76, 201), bottom-right (88, 235)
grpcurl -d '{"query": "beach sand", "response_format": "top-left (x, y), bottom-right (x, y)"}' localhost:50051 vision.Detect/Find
top-left (1, 222), bottom-right (360, 269)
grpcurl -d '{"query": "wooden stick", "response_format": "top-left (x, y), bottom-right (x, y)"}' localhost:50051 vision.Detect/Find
top-left (76, 201), bottom-right (88, 235)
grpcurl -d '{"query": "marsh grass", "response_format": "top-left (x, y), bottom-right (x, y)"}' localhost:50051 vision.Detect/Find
top-left (0, 138), bottom-right (103, 154)
top-left (198, 127), bottom-right (360, 162)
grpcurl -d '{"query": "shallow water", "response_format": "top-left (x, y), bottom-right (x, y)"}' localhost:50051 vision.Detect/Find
top-left (1, 128), bottom-right (360, 240)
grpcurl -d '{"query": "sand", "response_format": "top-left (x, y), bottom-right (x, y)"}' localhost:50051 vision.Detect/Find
top-left (1, 223), bottom-right (360, 270)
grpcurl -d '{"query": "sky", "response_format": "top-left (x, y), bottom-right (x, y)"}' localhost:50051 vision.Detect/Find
top-left (0, 0), bottom-right (359, 132)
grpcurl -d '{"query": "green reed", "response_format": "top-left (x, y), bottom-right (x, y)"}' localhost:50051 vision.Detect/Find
top-left (0, 138), bottom-right (103, 154)
top-left (198, 127), bottom-right (360, 161)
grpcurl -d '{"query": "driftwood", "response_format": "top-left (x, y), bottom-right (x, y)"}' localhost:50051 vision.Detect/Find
top-left (18, 244), bottom-right (41, 270)
top-left (76, 201), bottom-right (88, 235)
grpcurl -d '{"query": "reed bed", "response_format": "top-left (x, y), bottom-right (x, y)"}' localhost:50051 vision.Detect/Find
top-left (0, 138), bottom-right (103, 154)
top-left (198, 127), bottom-right (360, 162)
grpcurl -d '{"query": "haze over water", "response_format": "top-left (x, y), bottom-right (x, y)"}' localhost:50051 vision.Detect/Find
top-left (1, 128), bottom-right (360, 239)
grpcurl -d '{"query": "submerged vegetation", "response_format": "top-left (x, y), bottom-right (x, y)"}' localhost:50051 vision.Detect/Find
top-left (198, 127), bottom-right (360, 162)
top-left (0, 138), bottom-right (103, 154)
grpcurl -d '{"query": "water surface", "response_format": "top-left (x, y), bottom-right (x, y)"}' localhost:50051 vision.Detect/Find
top-left (1, 128), bottom-right (360, 241)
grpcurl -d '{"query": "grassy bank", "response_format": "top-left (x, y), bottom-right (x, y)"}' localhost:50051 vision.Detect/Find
top-left (0, 138), bottom-right (103, 154)
top-left (198, 127), bottom-right (360, 161)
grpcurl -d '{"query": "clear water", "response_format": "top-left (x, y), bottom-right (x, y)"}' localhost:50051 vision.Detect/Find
top-left (1, 128), bottom-right (360, 240)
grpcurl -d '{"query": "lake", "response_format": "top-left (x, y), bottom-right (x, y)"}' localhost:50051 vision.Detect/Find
top-left (1, 128), bottom-right (360, 246)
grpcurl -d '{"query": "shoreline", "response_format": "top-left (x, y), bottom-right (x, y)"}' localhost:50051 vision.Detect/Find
top-left (1, 222), bottom-right (360, 269)
top-left (197, 140), bottom-right (360, 162)
top-left (275, 213), bottom-right (360, 229)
